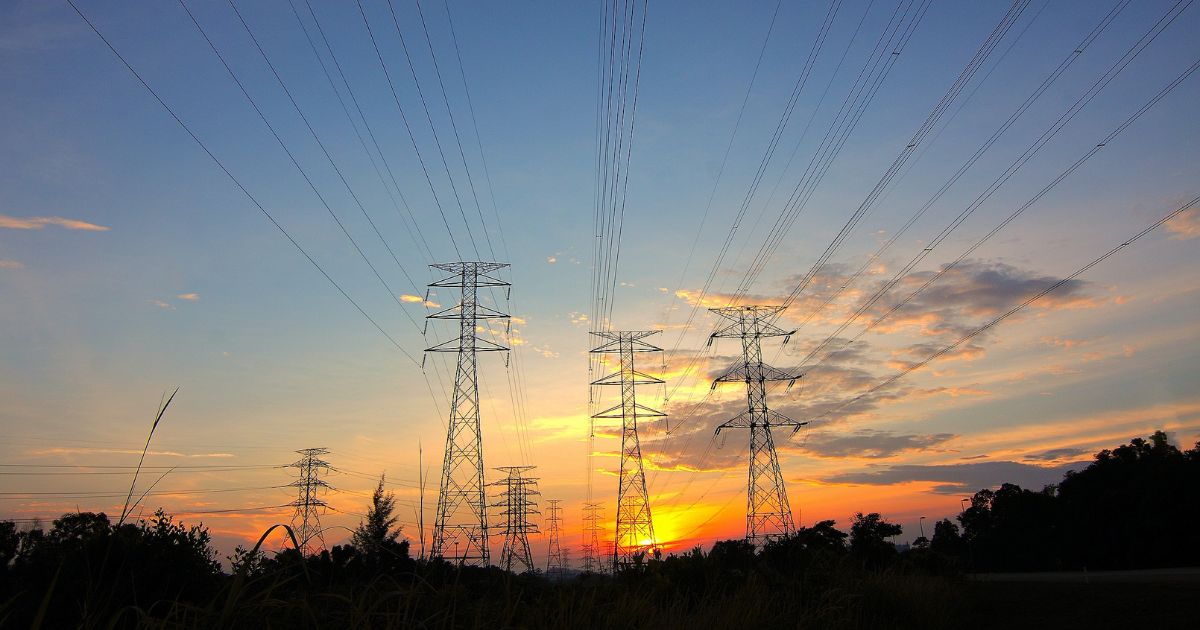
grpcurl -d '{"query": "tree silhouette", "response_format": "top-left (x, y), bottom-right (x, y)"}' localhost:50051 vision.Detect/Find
top-left (351, 474), bottom-right (411, 572)
top-left (929, 518), bottom-right (963, 556)
top-left (850, 512), bottom-right (902, 568)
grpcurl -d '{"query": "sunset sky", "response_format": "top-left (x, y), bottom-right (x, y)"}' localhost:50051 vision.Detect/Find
top-left (2, 0), bottom-right (1198, 565)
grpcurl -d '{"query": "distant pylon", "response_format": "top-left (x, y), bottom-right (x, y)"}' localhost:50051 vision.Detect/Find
top-left (580, 501), bottom-right (604, 573)
top-left (288, 447), bottom-right (331, 556)
top-left (426, 262), bottom-right (511, 566)
top-left (708, 306), bottom-right (807, 545)
top-left (545, 499), bottom-right (567, 577)
top-left (591, 331), bottom-right (664, 569)
top-left (490, 465), bottom-right (540, 573)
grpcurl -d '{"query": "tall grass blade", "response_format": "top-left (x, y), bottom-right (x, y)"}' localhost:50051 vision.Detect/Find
top-left (119, 387), bottom-right (178, 526)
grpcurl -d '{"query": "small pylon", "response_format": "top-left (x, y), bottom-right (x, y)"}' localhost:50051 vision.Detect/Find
top-left (580, 501), bottom-right (604, 573)
top-left (709, 306), bottom-right (807, 545)
top-left (288, 447), bottom-right (331, 556)
top-left (545, 499), bottom-right (567, 577)
top-left (591, 331), bottom-right (665, 569)
top-left (490, 466), bottom-right (540, 573)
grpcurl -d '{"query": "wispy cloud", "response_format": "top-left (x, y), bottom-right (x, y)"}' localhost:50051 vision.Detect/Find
top-left (816, 460), bottom-right (1087, 494)
top-left (30, 447), bottom-right (235, 458)
top-left (1164, 206), bottom-right (1200, 240)
top-left (399, 294), bottom-right (439, 307)
top-left (176, 293), bottom-right (200, 301)
top-left (0, 214), bottom-right (110, 231)
top-left (0, 258), bottom-right (23, 270)
top-left (796, 429), bottom-right (958, 459)
top-left (148, 299), bottom-right (174, 310)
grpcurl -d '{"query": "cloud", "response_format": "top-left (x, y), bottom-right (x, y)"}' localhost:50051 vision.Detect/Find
top-left (176, 293), bottom-right (200, 301)
top-left (1164, 206), bottom-right (1200, 240)
top-left (0, 214), bottom-right (110, 231)
top-left (1023, 447), bottom-right (1090, 462)
top-left (148, 299), bottom-right (174, 310)
top-left (546, 255), bottom-right (557, 263)
top-left (0, 259), bottom-right (23, 269)
top-left (796, 429), bottom-right (957, 459)
top-left (399, 294), bottom-right (439, 307)
top-left (530, 344), bottom-right (559, 359)
top-left (30, 447), bottom-right (234, 458)
top-left (817, 460), bottom-right (1088, 494)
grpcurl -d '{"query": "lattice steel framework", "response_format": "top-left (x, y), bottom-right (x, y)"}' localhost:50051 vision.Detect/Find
top-left (426, 262), bottom-right (511, 565)
top-left (591, 331), bottom-right (664, 569)
top-left (288, 447), bottom-right (331, 556)
top-left (708, 306), bottom-right (807, 544)
top-left (545, 499), bottom-right (567, 577)
top-left (580, 501), bottom-right (604, 573)
top-left (490, 465), bottom-right (540, 573)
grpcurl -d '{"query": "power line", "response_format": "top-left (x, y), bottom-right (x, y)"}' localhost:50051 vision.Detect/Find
top-left (779, 0), bottom-right (1124, 364)
top-left (414, 0), bottom-right (496, 260)
top-left (819, 191), bottom-right (1200, 422)
top-left (227, 0), bottom-right (427, 332)
top-left (288, 0), bottom-right (435, 263)
top-left (65, 0), bottom-right (421, 367)
top-left (353, 0), bottom-right (463, 260)
top-left (798, 8), bottom-right (1196, 377)
top-left (384, 0), bottom-right (482, 259)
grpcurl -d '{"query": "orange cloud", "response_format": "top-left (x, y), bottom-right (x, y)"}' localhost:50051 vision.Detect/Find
top-left (0, 213), bottom-right (110, 231)
top-left (1164, 206), bottom-right (1200, 240)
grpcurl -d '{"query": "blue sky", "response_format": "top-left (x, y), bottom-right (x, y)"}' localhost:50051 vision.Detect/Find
top-left (2, 0), bottom-right (1198, 559)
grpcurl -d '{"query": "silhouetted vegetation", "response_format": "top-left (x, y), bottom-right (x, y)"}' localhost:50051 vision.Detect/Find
top-left (1, 431), bottom-right (1196, 628)
top-left (958, 430), bottom-right (1200, 571)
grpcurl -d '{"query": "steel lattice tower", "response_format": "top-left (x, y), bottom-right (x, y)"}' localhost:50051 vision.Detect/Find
top-left (708, 306), bottom-right (807, 545)
top-left (580, 501), bottom-right (604, 573)
top-left (490, 465), bottom-right (539, 573)
top-left (591, 331), bottom-right (664, 569)
top-left (545, 499), bottom-right (567, 577)
top-left (426, 262), bottom-right (511, 565)
top-left (288, 447), bottom-right (331, 556)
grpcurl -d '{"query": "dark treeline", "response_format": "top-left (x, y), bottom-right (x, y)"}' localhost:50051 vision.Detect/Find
top-left (928, 430), bottom-right (1200, 571)
top-left (1, 431), bottom-right (1197, 629)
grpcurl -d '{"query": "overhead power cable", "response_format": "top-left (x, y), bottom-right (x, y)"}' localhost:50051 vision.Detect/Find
top-left (780, 0), bottom-right (1126, 358)
top-left (820, 191), bottom-right (1200, 422)
top-left (353, 0), bottom-right (463, 259)
top-left (797, 2), bottom-right (1195, 376)
top-left (66, 0), bottom-right (421, 367)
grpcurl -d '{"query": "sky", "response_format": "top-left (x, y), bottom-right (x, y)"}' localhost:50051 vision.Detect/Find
top-left (1, 0), bottom-right (1198, 565)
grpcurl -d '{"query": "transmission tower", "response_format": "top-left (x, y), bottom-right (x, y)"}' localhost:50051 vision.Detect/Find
top-left (288, 447), bottom-right (331, 556)
top-left (545, 499), bottom-right (567, 577)
top-left (425, 262), bottom-right (511, 565)
top-left (580, 501), bottom-right (604, 573)
top-left (490, 465), bottom-right (540, 573)
top-left (709, 306), bottom-right (807, 545)
top-left (591, 330), bottom-right (664, 569)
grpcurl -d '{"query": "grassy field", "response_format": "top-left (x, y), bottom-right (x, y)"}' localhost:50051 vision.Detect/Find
top-left (961, 578), bottom-right (1200, 629)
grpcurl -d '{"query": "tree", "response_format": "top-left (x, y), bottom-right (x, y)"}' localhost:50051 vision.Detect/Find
top-left (1057, 430), bottom-right (1198, 569)
top-left (849, 512), bottom-right (902, 568)
top-left (351, 474), bottom-right (411, 571)
top-left (929, 518), bottom-right (962, 556)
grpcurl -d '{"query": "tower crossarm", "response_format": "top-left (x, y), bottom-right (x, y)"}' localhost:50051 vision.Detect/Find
top-left (715, 410), bottom-right (808, 434)
top-left (593, 402), bottom-right (666, 419)
top-left (591, 369), bottom-right (663, 386)
top-left (426, 336), bottom-right (509, 353)
top-left (711, 363), bottom-right (798, 387)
